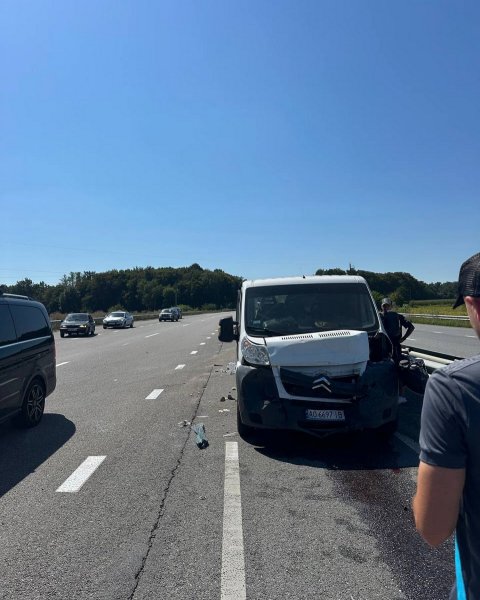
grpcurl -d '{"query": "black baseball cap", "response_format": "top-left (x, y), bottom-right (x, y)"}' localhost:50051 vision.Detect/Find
top-left (453, 252), bottom-right (480, 309)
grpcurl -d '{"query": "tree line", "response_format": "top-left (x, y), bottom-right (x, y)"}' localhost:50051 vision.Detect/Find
top-left (315, 267), bottom-right (456, 306)
top-left (1, 263), bottom-right (456, 315)
top-left (1, 264), bottom-right (243, 314)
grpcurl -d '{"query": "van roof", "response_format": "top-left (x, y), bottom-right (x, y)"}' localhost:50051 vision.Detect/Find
top-left (241, 275), bottom-right (367, 289)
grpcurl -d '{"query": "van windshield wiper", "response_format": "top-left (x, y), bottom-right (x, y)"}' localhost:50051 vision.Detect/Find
top-left (247, 326), bottom-right (284, 336)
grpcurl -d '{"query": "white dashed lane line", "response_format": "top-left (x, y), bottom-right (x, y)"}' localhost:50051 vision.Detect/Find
top-left (221, 442), bottom-right (246, 600)
top-left (175, 364), bottom-right (186, 370)
top-left (56, 362), bottom-right (70, 367)
top-left (145, 332), bottom-right (160, 338)
top-left (190, 350), bottom-right (198, 355)
top-left (56, 456), bottom-right (106, 493)
top-left (200, 342), bottom-right (206, 346)
top-left (145, 389), bottom-right (164, 400)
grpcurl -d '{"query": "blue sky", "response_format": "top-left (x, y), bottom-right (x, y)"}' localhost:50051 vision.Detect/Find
top-left (1, 0), bottom-right (479, 286)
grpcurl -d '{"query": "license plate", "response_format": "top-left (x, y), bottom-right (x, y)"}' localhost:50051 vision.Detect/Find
top-left (305, 409), bottom-right (345, 422)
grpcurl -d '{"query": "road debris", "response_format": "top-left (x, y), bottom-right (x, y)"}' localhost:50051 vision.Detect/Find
top-left (192, 423), bottom-right (209, 449)
top-left (220, 396), bottom-right (226, 402)
top-left (227, 393), bottom-right (235, 400)
top-left (178, 420), bottom-right (191, 427)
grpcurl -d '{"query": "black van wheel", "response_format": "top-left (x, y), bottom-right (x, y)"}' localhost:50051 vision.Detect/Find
top-left (16, 379), bottom-right (45, 428)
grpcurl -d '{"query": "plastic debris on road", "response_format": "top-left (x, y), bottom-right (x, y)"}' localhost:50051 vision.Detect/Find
top-left (192, 423), bottom-right (209, 449)
top-left (178, 420), bottom-right (191, 427)
top-left (227, 393), bottom-right (235, 400)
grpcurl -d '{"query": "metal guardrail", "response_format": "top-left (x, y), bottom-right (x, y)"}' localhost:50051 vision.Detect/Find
top-left (401, 344), bottom-right (460, 372)
top-left (403, 313), bottom-right (469, 321)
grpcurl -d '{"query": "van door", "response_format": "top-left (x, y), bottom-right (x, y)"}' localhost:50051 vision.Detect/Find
top-left (0, 305), bottom-right (22, 420)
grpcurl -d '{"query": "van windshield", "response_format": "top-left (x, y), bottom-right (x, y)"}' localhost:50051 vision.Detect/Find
top-left (245, 283), bottom-right (379, 337)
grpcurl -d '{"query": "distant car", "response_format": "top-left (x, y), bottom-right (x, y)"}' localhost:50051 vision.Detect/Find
top-left (60, 313), bottom-right (95, 337)
top-left (159, 308), bottom-right (178, 322)
top-left (171, 306), bottom-right (182, 319)
top-left (103, 311), bottom-right (134, 329)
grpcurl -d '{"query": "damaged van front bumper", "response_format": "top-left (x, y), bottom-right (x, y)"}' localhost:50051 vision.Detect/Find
top-left (236, 360), bottom-right (399, 438)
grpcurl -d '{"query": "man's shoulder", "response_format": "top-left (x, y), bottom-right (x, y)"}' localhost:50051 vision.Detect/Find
top-left (441, 354), bottom-right (480, 377)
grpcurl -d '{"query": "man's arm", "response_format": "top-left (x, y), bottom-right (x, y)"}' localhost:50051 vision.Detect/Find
top-left (413, 461), bottom-right (465, 546)
top-left (399, 314), bottom-right (414, 343)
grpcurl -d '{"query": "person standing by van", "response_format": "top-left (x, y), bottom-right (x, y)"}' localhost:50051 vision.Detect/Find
top-left (413, 251), bottom-right (480, 599)
top-left (380, 298), bottom-right (415, 363)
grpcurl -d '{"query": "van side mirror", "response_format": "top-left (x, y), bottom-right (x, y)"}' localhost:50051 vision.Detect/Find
top-left (218, 316), bottom-right (239, 342)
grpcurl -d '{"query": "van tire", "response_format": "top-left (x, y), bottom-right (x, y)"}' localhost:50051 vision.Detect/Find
top-left (16, 378), bottom-right (45, 428)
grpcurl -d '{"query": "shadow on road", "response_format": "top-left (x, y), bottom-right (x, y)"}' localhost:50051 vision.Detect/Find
top-left (0, 413), bottom-right (76, 498)
top-left (253, 427), bottom-right (419, 470)
top-left (251, 389), bottom-right (424, 471)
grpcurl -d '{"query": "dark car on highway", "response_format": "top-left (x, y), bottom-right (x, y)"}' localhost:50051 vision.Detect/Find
top-left (60, 313), bottom-right (96, 337)
top-left (0, 292), bottom-right (56, 428)
top-left (159, 308), bottom-right (178, 322)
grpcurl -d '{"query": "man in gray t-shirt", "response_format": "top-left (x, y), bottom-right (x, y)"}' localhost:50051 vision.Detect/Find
top-left (414, 252), bottom-right (480, 599)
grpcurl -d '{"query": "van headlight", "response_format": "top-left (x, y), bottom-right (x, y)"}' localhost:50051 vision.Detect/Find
top-left (241, 337), bottom-right (270, 366)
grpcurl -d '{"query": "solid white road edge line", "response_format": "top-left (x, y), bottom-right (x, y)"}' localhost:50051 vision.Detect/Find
top-left (56, 456), bottom-right (106, 493)
top-left (175, 364), bottom-right (186, 370)
top-left (145, 389), bottom-right (164, 400)
top-left (56, 362), bottom-right (70, 367)
top-left (395, 432), bottom-right (420, 455)
top-left (221, 442), bottom-right (246, 600)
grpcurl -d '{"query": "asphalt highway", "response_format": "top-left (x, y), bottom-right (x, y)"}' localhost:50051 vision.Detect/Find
top-left (0, 316), bottom-right (466, 599)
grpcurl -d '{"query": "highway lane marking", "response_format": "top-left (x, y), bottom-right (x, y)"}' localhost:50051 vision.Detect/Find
top-left (190, 350), bottom-right (198, 355)
top-left (408, 338), bottom-right (416, 341)
top-left (145, 389), bottom-right (164, 399)
top-left (122, 343), bottom-right (129, 346)
top-left (145, 332), bottom-right (160, 338)
top-left (433, 331), bottom-right (444, 334)
top-left (200, 342), bottom-right (206, 345)
top-left (175, 364), bottom-right (186, 370)
top-left (221, 442), bottom-right (246, 600)
top-left (56, 456), bottom-right (106, 493)
top-left (183, 323), bottom-right (191, 327)
top-left (56, 362), bottom-right (70, 367)
top-left (467, 335), bottom-right (476, 338)
top-left (395, 432), bottom-right (420, 455)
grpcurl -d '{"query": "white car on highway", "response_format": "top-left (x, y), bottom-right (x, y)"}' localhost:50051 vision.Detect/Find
top-left (103, 311), bottom-right (134, 329)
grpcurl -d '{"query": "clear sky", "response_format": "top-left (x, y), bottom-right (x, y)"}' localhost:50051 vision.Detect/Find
top-left (1, 0), bottom-right (479, 286)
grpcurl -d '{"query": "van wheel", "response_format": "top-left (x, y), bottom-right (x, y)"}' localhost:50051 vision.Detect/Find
top-left (16, 379), bottom-right (45, 428)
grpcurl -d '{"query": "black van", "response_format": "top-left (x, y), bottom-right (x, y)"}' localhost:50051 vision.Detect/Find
top-left (0, 293), bottom-right (56, 427)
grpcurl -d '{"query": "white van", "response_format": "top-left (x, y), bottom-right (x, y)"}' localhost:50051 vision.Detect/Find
top-left (218, 275), bottom-right (398, 439)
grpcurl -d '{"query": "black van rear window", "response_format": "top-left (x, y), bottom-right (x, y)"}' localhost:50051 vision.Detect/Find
top-left (0, 306), bottom-right (17, 346)
top-left (9, 305), bottom-right (51, 342)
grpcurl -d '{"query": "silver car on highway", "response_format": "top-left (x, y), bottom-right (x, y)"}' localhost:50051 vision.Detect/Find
top-left (103, 311), bottom-right (134, 329)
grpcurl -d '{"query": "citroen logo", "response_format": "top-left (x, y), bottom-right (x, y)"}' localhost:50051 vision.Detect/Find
top-left (312, 376), bottom-right (331, 392)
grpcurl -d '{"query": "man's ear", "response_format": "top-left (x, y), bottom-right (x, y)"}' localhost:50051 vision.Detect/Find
top-left (465, 296), bottom-right (480, 318)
